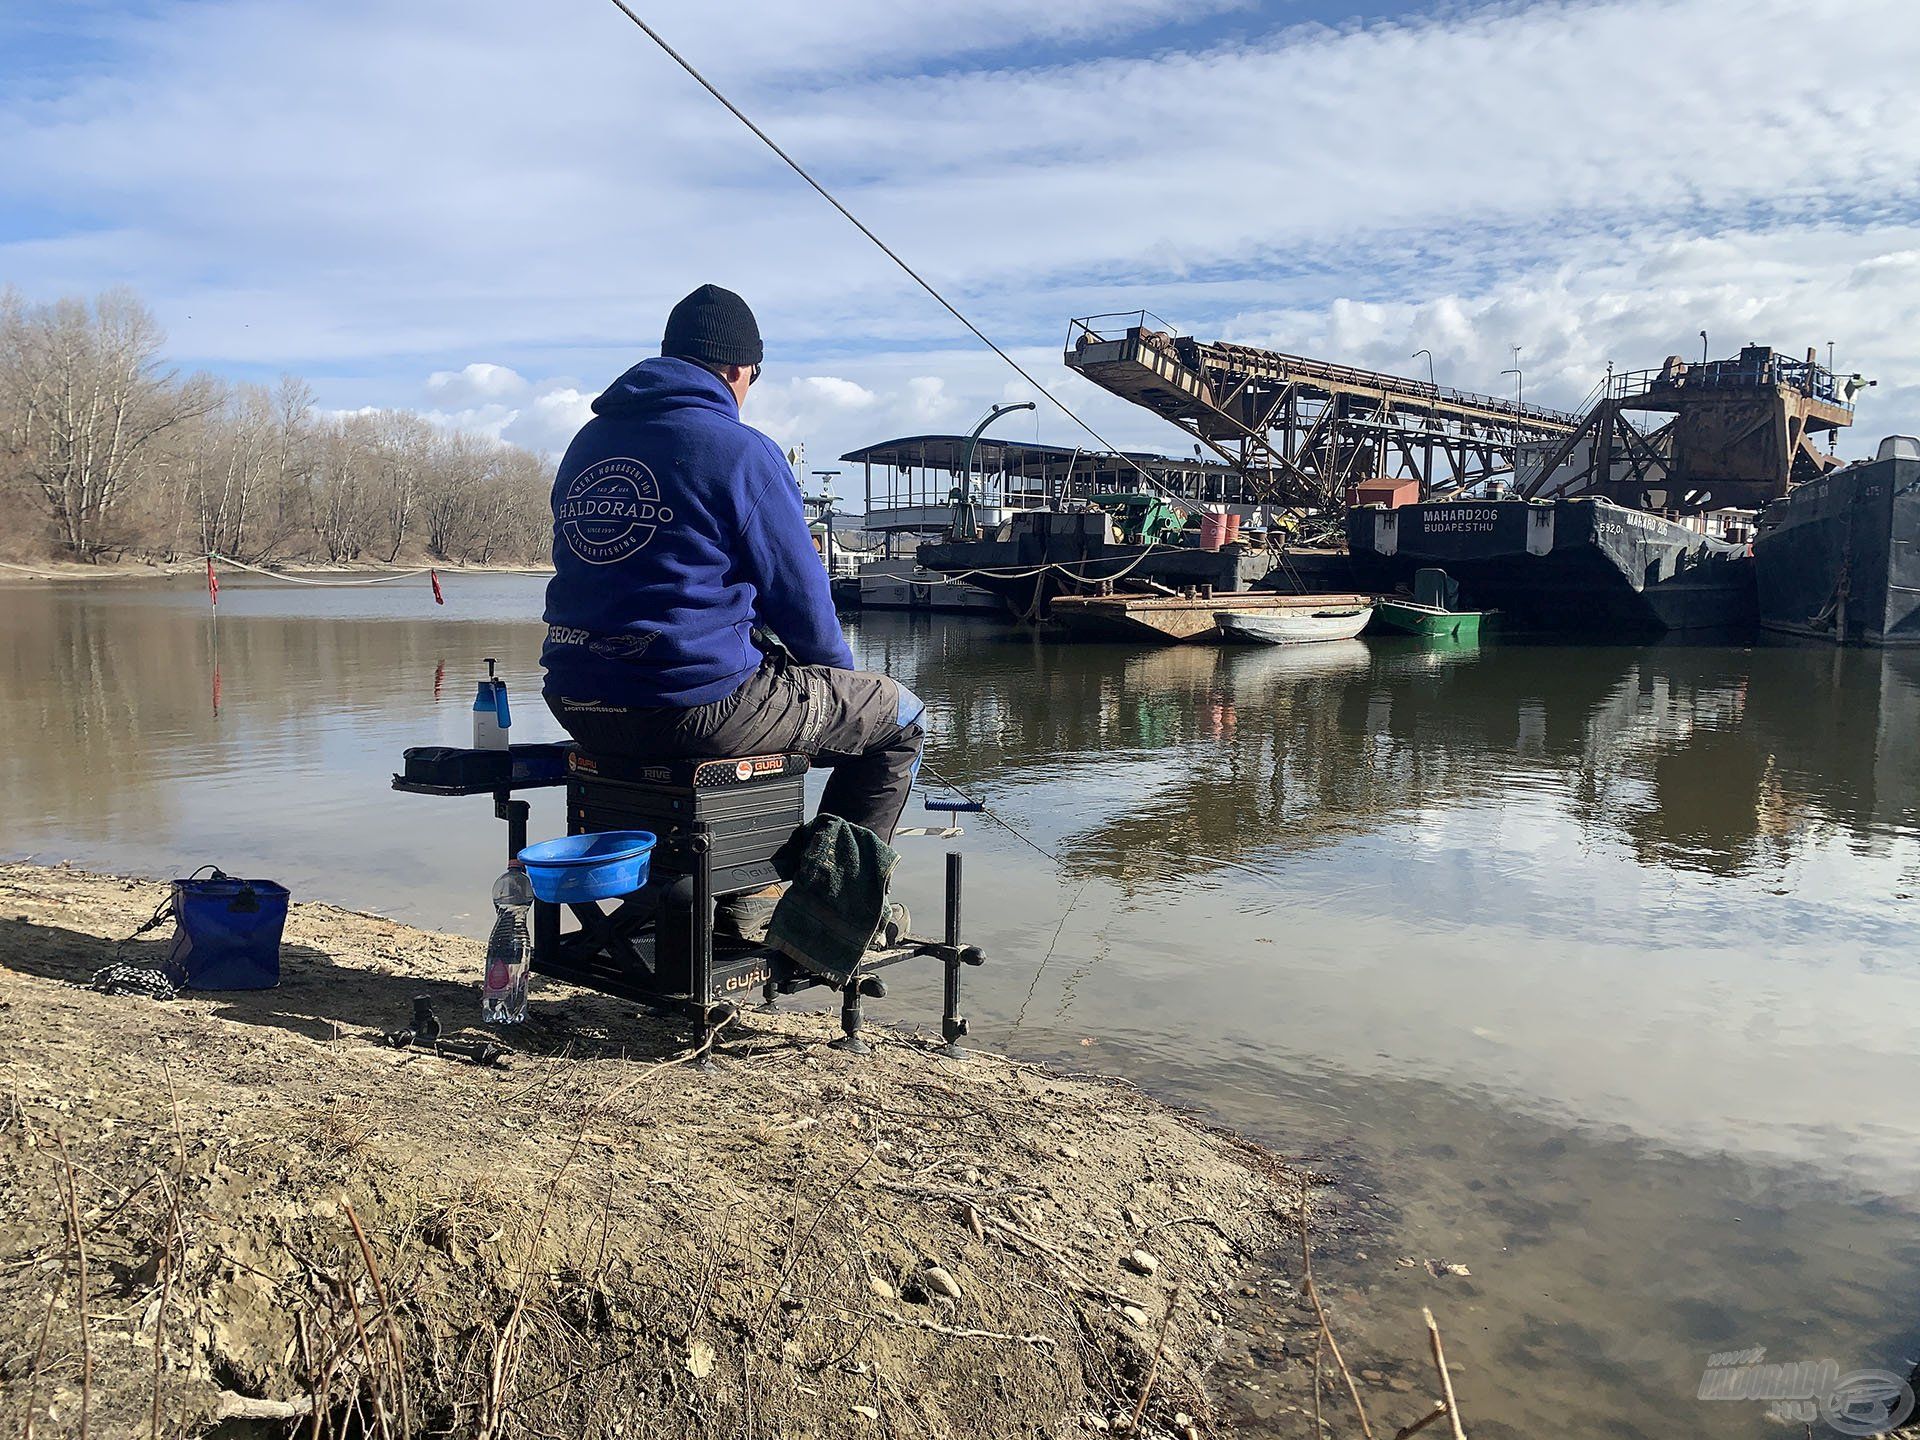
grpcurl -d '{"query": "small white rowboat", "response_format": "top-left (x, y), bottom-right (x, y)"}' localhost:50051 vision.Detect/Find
top-left (1215, 603), bottom-right (1374, 645)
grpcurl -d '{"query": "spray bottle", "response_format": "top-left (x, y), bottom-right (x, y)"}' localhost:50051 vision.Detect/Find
top-left (472, 659), bottom-right (511, 750)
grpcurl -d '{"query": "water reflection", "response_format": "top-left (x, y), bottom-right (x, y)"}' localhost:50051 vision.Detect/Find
top-left (4, 580), bottom-right (1920, 1439)
top-left (900, 632), bottom-right (1920, 890)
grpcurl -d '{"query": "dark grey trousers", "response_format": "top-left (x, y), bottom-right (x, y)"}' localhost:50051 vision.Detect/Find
top-left (547, 660), bottom-right (925, 841)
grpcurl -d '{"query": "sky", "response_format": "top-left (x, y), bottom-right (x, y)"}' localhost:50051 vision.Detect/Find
top-left (5, 0), bottom-right (1920, 506)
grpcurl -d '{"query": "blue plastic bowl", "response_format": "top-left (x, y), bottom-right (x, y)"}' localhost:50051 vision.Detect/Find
top-left (518, 831), bottom-right (656, 904)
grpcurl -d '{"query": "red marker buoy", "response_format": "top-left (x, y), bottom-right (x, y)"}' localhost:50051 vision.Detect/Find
top-left (430, 568), bottom-right (444, 605)
top-left (206, 556), bottom-right (219, 607)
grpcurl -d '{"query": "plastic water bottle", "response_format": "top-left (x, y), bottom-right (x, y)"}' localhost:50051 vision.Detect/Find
top-left (482, 864), bottom-right (533, 1024)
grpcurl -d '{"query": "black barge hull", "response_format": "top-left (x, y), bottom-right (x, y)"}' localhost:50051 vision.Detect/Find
top-left (1346, 497), bottom-right (1756, 636)
top-left (1753, 454), bottom-right (1920, 646)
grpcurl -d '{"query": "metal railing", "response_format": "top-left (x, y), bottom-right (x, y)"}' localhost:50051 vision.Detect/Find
top-left (1066, 314), bottom-right (1580, 427)
top-left (1610, 352), bottom-right (1853, 409)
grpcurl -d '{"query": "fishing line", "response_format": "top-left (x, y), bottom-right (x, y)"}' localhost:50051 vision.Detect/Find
top-left (600, 0), bottom-right (1197, 514)
top-left (915, 753), bottom-right (1100, 1034)
top-left (597, 2), bottom-right (1147, 1024)
top-left (916, 758), bottom-right (1060, 867)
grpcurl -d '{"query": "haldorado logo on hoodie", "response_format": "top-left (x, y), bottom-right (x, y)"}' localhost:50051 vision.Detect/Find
top-left (557, 457), bottom-right (675, 563)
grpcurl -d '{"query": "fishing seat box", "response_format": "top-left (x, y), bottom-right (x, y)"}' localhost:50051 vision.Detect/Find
top-left (565, 748), bottom-right (807, 897)
top-left (537, 747), bottom-right (809, 1004)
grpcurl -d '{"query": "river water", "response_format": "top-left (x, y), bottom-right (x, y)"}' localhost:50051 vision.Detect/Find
top-left (4, 572), bottom-right (1918, 1438)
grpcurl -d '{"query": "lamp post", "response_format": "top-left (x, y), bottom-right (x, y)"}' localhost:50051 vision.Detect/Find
top-left (955, 401), bottom-right (1036, 541)
top-left (1412, 348), bottom-right (1437, 392)
top-left (1700, 330), bottom-right (1709, 365)
top-left (1502, 367), bottom-right (1524, 483)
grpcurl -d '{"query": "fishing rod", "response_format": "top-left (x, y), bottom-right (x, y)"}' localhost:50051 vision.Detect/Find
top-left (916, 758), bottom-right (1067, 867)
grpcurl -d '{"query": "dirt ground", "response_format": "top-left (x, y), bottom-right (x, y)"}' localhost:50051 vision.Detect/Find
top-left (0, 862), bottom-right (1418, 1439)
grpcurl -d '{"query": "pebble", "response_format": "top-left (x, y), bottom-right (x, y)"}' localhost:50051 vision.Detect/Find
top-left (850, 1404), bottom-right (879, 1421)
top-left (923, 1265), bottom-right (962, 1300)
top-left (1123, 1248), bottom-right (1159, 1277)
top-left (869, 1276), bottom-right (896, 1301)
top-left (1122, 1304), bottom-right (1150, 1327)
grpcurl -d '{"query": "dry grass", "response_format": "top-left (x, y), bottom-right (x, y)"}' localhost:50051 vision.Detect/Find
top-left (0, 862), bottom-right (1366, 1440)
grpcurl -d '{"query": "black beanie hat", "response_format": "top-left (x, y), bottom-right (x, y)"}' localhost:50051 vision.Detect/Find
top-left (661, 284), bottom-right (764, 368)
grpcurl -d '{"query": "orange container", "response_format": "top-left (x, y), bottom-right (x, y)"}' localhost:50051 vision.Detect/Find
top-left (1354, 478), bottom-right (1420, 509)
top-left (1198, 511), bottom-right (1229, 550)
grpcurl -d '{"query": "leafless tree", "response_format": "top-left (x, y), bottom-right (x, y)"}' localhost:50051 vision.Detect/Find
top-left (0, 287), bottom-right (561, 568)
top-left (0, 288), bottom-right (218, 558)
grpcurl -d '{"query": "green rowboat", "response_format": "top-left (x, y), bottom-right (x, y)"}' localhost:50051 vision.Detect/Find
top-left (1373, 598), bottom-right (1483, 639)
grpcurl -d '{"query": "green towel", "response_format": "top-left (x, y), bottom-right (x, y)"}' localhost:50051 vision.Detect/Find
top-left (767, 815), bottom-right (899, 984)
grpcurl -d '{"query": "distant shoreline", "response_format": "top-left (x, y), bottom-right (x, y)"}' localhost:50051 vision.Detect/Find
top-left (0, 557), bottom-right (554, 582)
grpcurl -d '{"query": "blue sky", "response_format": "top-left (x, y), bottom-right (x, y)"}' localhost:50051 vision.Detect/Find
top-left (5, 0), bottom-right (1920, 493)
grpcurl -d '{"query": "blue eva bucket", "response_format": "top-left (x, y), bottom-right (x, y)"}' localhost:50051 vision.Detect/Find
top-left (167, 872), bottom-right (289, 990)
top-left (518, 831), bottom-right (656, 904)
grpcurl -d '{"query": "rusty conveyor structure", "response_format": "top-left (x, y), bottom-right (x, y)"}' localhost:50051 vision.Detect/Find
top-left (1065, 312), bottom-right (1580, 510)
top-left (1518, 345), bottom-right (1859, 512)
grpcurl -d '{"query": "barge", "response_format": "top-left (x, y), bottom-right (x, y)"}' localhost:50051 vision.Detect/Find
top-left (1347, 496), bottom-right (1756, 635)
top-left (1754, 436), bottom-right (1920, 646)
top-left (917, 509), bottom-right (1289, 619)
top-left (842, 433), bottom-right (1300, 619)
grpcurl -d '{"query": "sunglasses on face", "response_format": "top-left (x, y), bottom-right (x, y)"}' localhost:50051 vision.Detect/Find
top-left (749, 363), bottom-right (762, 386)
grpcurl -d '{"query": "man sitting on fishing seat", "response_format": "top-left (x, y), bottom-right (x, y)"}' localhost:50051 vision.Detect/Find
top-left (540, 284), bottom-right (923, 940)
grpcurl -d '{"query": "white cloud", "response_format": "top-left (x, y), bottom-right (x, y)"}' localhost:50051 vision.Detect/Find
top-left (415, 403), bottom-right (517, 445)
top-left (426, 362), bottom-right (528, 405)
top-left (906, 376), bottom-right (957, 424)
top-left (795, 376), bottom-right (879, 410)
top-left (5, 0), bottom-right (1920, 471)
top-left (514, 386), bottom-right (595, 454)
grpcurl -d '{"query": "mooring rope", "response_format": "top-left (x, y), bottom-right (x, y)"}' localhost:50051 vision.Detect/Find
top-left (600, 1), bottom-right (1199, 516)
top-left (906, 544), bottom-right (1171, 589)
top-left (206, 552), bottom-right (437, 587)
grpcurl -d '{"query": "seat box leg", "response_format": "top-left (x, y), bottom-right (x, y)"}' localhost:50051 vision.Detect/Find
top-left (941, 851), bottom-right (969, 1058)
top-left (829, 978), bottom-right (869, 1055)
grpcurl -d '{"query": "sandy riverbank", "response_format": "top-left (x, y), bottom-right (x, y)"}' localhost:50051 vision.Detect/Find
top-left (0, 863), bottom-right (1431, 1439)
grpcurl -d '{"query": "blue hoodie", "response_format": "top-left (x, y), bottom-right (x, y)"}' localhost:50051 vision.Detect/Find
top-left (540, 357), bottom-right (854, 708)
